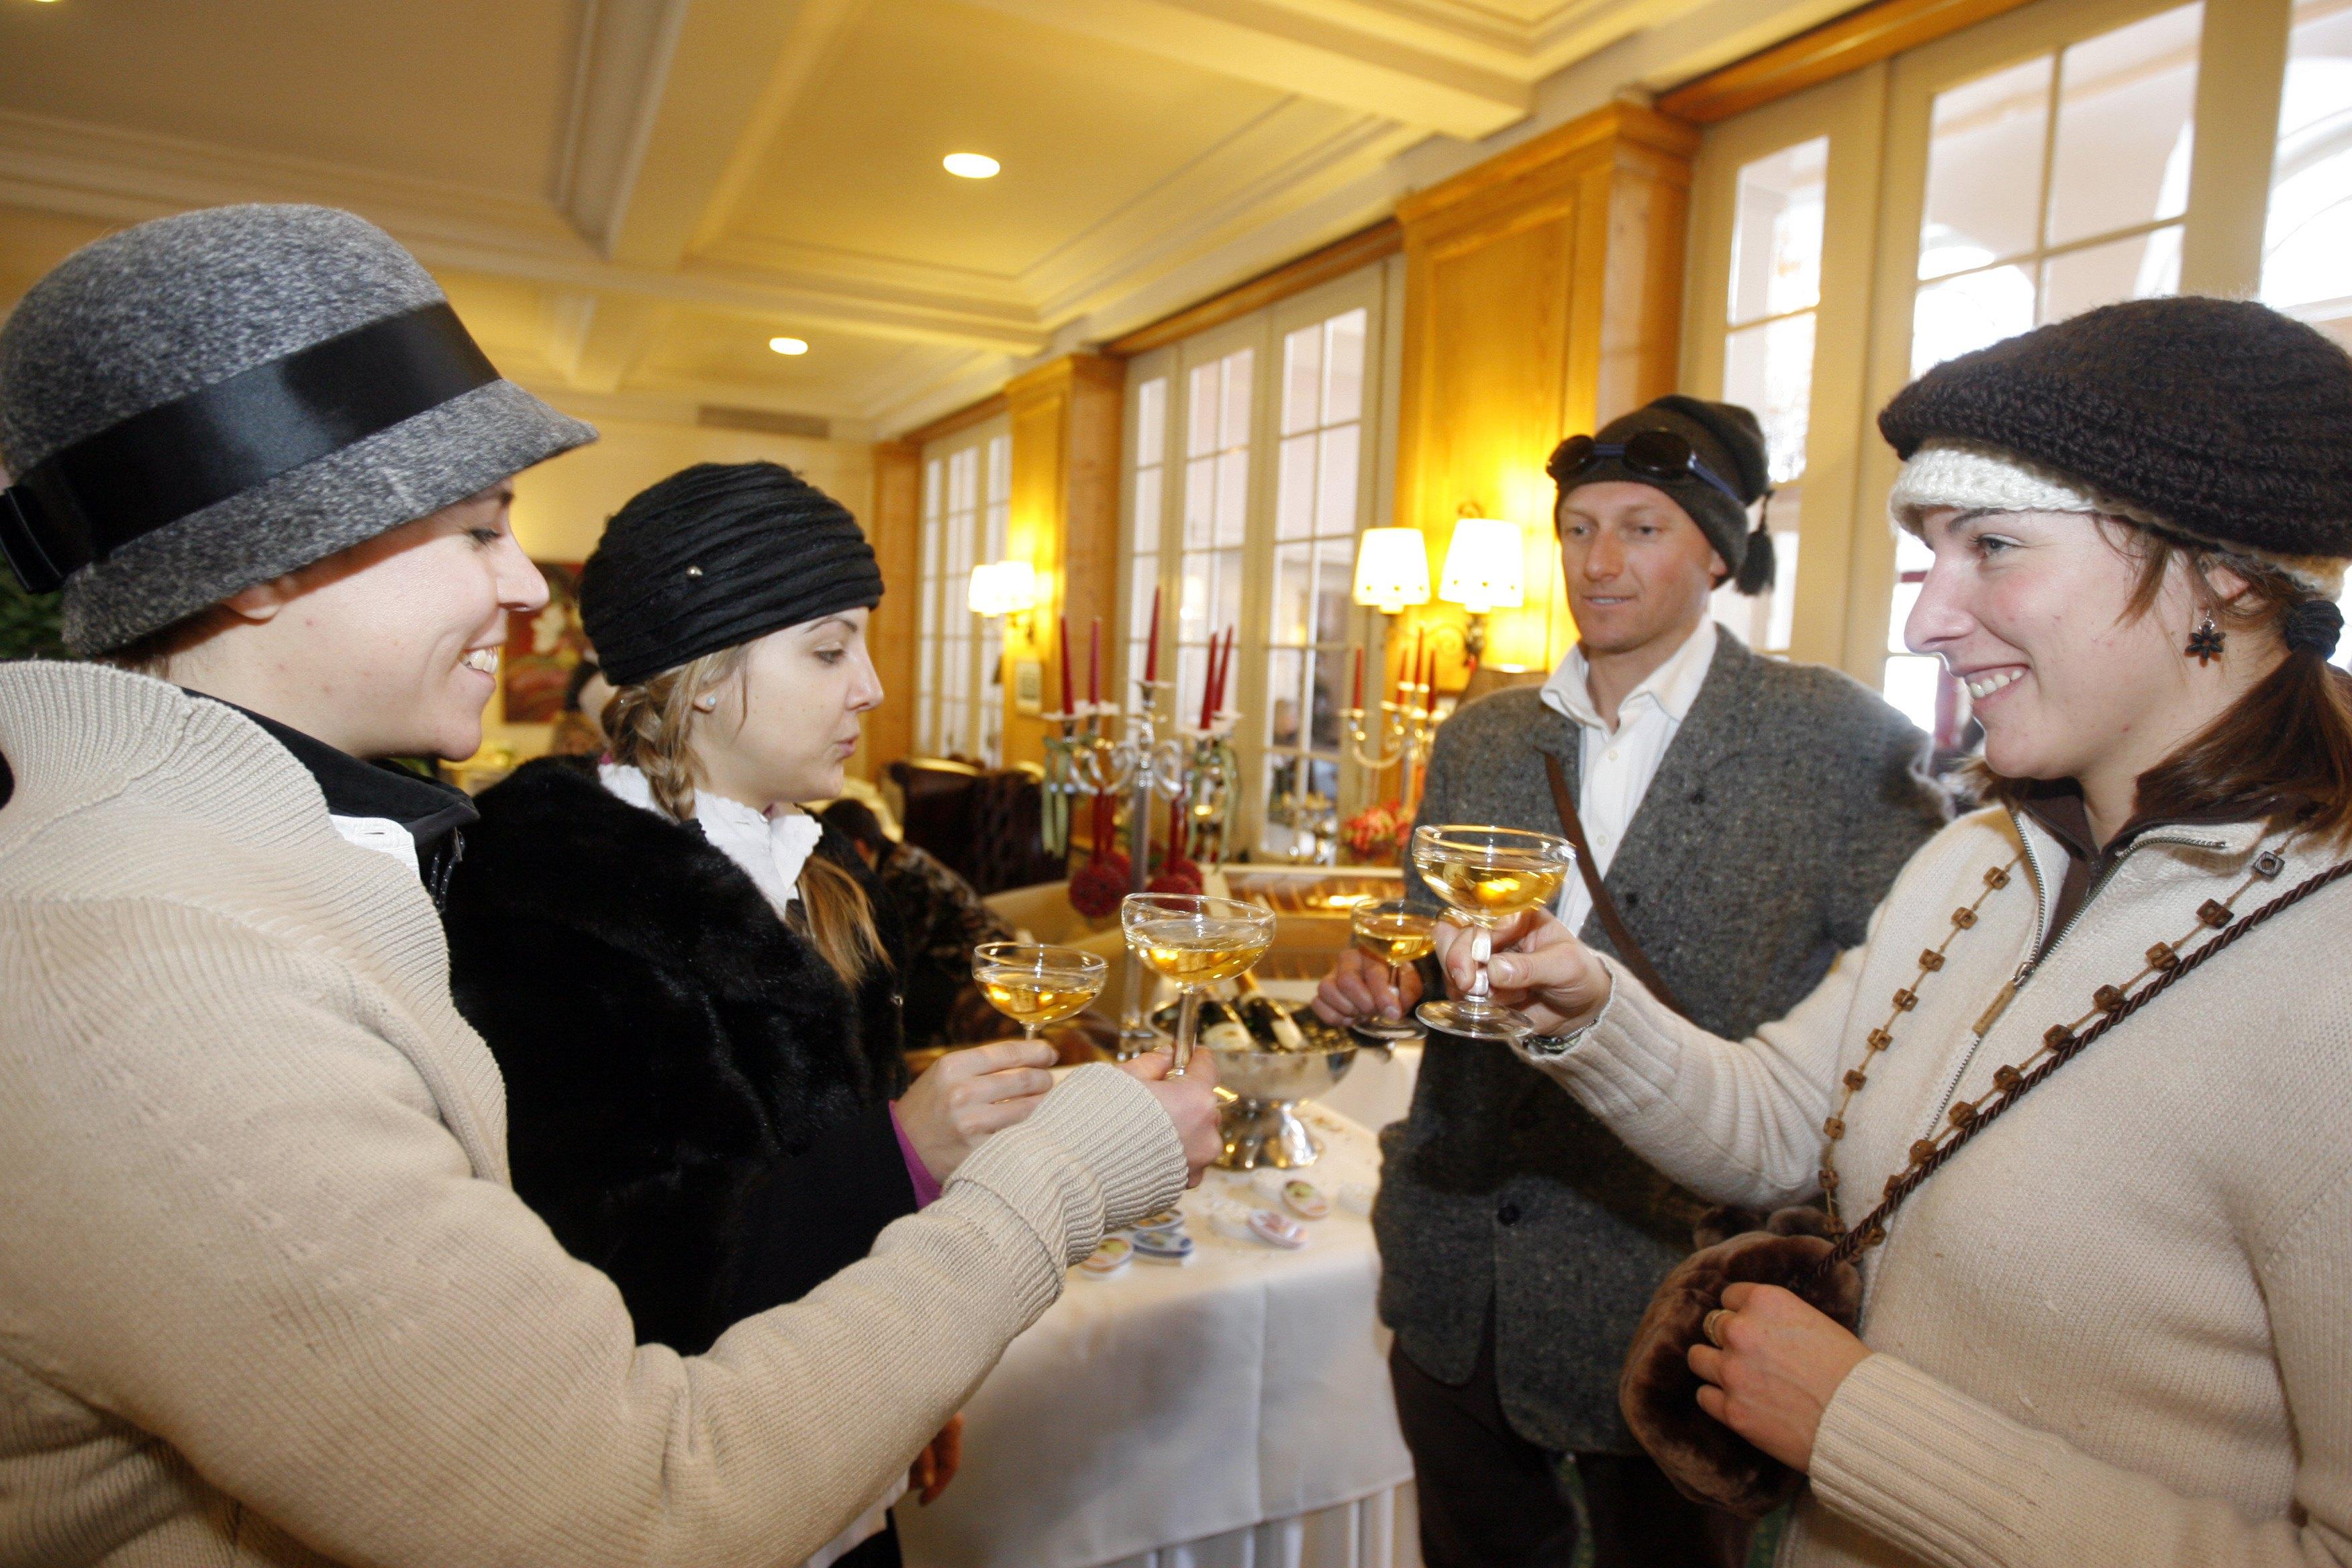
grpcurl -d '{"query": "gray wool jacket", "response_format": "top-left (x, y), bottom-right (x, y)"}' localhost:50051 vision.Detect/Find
top-left (1373, 628), bottom-right (1948, 1455)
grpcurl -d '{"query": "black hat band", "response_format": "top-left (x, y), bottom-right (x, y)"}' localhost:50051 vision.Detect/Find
top-left (1, 301), bottom-right (499, 594)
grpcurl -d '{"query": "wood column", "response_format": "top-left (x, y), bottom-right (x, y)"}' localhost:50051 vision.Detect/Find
top-left (1393, 101), bottom-right (1699, 691)
top-left (1003, 352), bottom-right (1126, 769)
top-left (863, 439), bottom-right (922, 778)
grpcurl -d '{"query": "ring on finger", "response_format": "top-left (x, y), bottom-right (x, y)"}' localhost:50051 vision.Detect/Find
top-left (1702, 1308), bottom-right (1734, 1349)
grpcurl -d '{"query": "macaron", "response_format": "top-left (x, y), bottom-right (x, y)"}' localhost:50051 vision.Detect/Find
top-left (1128, 1209), bottom-right (1184, 1233)
top-left (1281, 1179), bottom-right (1330, 1220)
top-left (1131, 1228), bottom-right (1197, 1265)
top-left (1248, 1209), bottom-right (1308, 1249)
top-left (1079, 1236), bottom-right (1132, 1278)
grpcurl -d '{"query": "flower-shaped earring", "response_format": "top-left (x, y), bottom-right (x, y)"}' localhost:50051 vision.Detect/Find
top-left (2186, 615), bottom-right (2225, 665)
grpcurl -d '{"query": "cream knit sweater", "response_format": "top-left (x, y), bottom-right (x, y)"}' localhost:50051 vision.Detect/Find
top-left (1523, 803), bottom-right (2352, 1568)
top-left (0, 662), bottom-right (1187, 1568)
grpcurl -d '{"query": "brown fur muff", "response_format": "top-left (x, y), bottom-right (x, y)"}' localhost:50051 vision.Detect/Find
top-left (1618, 1206), bottom-right (1863, 1518)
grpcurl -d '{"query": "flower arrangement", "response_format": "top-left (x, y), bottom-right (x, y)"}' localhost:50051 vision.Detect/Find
top-left (1341, 799), bottom-right (1413, 866)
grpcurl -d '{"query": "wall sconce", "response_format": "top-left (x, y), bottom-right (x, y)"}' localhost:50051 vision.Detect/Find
top-left (968, 560), bottom-right (1040, 637)
top-left (1352, 527), bottom-right (1432, 616)
top-left (1439, 516), bottom-right (1524, 658)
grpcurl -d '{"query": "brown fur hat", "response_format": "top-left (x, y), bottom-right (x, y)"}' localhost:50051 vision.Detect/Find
top-left (1618, 1207), bottom-right (1863, 1519)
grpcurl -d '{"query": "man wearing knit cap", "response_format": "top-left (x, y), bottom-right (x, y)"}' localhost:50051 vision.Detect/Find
top-left (1318, 394), bottom-right (1949, 1567)
top-left (0, 205), bottom-right (1216, 1566)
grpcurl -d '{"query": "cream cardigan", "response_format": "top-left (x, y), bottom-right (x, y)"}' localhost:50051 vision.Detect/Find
top-left (1524, 802), bottom-right (2352, 1568)
top-left (0, 661), bottom-right (1186, 1568)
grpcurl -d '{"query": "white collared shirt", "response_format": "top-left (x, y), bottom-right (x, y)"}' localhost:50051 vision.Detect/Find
top-left (1537, 617), bottom-right (1717, 935)
top-left (598, 762), bottom-right (822, 922)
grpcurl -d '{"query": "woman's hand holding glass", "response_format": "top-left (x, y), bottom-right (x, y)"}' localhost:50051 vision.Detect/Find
top-left (1430, 906), bottom-right (1615, 1038)
top-left (1116, 1044), bottom-right (1222, 1186)
top-left (895, 1039), bottom-right (1059, 1183)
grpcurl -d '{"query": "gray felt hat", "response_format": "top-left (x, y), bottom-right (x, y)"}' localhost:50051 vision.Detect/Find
top-left (0, 203), bottom-right (595, 654)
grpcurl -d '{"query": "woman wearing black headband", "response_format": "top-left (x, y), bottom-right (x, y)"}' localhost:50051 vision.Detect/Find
top-left (441, 462), bottom-right (1214, 1568)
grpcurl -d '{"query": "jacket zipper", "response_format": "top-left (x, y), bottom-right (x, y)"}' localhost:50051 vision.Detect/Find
top-left (1918, 824), bottom-right (2233, 1159)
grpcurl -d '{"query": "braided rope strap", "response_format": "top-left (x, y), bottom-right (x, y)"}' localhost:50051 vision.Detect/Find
top-left (1799, 854), bottom-right (2352, 1289)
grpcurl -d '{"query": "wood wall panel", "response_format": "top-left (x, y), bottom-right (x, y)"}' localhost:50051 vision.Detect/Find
top-left (1002, 353), bottom-right (1126, 769)
top-left (1393, 102), bottom-right (1698, 689)
top-left (863, 439), bottom-right (922, 777)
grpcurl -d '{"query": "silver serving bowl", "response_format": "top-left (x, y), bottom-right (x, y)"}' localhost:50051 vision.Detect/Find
top-left (1202, 1042), bottom-right (1357, 1170)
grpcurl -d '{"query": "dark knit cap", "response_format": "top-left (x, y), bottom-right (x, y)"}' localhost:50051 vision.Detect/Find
top-left (579, 461), bottom-right (882, 686)
top-left (1879, 297), bottom-right (2352, 572)
top-left (1549, 395), bottom-right (1776, 593)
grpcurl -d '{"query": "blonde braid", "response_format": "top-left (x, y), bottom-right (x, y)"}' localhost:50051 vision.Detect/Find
top-left (602, 646), bottom-right (881, 984)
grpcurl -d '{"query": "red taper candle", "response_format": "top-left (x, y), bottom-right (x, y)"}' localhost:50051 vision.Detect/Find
top-left (1351, 644), bottom-right (1365, 711)
top-left (1058, 613), bottom-right (1073, 712)
top-left (1088, 618), bottom-right (1100, 707)
top-left (1422, 646), bottom-right (1437, 714)
top-left (1143, 586), bottom-right (1162, 684)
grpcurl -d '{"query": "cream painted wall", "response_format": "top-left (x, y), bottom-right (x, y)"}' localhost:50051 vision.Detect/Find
top-left (475, 413), bottom-right (879, 765)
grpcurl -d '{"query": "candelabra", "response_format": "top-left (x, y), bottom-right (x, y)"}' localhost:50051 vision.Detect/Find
top-left (1040, 687), bottom-right (1240, 1057)
top-left (1342, 674), bottom-right (1444, 808)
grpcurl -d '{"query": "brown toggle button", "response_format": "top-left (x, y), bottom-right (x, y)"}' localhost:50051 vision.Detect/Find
top-left (2094, 984), bottom-right (2126, 1014)
top-left (1823, 1116), bottom-right (1846, 1139)
top-left (1983, 865), bottom-right (2010, 888)
top-left (1920, 948), bottom-right (1946, 971)
top-left (2145, 941), bottom-right (2178, 971)
top-left (1910, 1139), bottom-right (1936, 1167)
top-left (1893, 987), bottom-right (1919, 1011)
top-left (2044, 1024), bottom-right (2074, 1048)
top-left (1993, 1065), bottom-right (2023, 1091)
top-left (1867, 1028), bottom-right (1893, 1051)
top-left (1949, 1101), bottom-right (1977, 1127)
top-left (1844, 1068), bottom-right (1868, 1091)
top-left (2198, 899), bottom-right (2232, 928)
top-left (1953, 906), bottom-right (1979, 928)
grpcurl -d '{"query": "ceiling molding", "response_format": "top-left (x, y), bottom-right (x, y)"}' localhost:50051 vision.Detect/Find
top-left (951, 0), bottom-right (1532, 138)
top-left (1104, 217), bottom-right (1401, 354)
top-left (554, 0), bottom-right (688, 254)
top-left (1654, 0), bottom-right (2041, 123)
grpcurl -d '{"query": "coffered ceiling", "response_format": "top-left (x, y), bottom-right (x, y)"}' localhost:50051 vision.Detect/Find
top-left (0, 0), bottom-right (1840, 438)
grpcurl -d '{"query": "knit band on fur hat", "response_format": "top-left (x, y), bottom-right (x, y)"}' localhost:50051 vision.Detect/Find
top-left (578, 461), bottom-right (883, 687)
top-left (1879, 296), bottom-right (2352, 599)
top-left (1549, 394), bottom-right (1777, 594)
top-left (1888, 440), bottom-right (2350, 599)
top-left (0, 203), bottom-right (595, 654)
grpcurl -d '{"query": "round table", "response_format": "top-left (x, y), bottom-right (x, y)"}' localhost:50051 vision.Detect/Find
top-left (897, 1101), bottom-right (1420, 1568)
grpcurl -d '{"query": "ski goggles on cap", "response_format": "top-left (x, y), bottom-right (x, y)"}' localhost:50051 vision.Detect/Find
top-left (1552, 429), bottom-right (1747, 509)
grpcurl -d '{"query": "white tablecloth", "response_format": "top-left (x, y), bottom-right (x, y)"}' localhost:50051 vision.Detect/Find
top-left (899, 1104), bottom-right (1418, 1568)
top-left (1306, 1044), bottom-right (1420, 1138)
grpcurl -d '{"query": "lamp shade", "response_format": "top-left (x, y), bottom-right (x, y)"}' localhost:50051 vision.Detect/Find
top-left (1352, 528), bottom-right (1432, 615)
top-left (967, 560), bottom-right (1039, 617)
top-left (1439, 518), bottom-right (1525, 614)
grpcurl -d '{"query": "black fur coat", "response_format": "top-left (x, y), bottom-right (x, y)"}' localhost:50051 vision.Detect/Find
top-left (442, 756), bottom-right (916, 1355)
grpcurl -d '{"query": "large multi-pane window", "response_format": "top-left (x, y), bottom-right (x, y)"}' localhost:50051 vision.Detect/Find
top-left (1120, 269), bottom-right (1397, 857)
top-left (1706, 138), bottom-right (1822, 655)
top-left (1263, 309), bottom-right (1367, 831)
top-left (1687, 0), bottom-right (2312, 741)
top-left (1178, 348), bottom-right (1254, 724)
top-left (915, 422), bottom-right (1010, 763)
top-left (2265, 0), bottom-right (2352, 668)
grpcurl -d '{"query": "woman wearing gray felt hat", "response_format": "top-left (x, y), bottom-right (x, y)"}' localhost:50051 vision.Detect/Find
top-left (0, 204), bottom-right (1220, 1568)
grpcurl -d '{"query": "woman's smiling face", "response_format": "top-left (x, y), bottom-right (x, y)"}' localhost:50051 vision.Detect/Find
top-left (1903, 507), bottom-right (2205, 792)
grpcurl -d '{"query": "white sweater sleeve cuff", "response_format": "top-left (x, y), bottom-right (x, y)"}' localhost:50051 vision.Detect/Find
top-left (1810, 1353), bottom-right (2052, 1568)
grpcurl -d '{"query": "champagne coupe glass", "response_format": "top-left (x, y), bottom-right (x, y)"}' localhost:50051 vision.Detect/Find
top-left (1120, 893), bottom-right (1277, 1074)
top-left (973, 943), bottom-right (1108, 1041)
top-left (1411, 824), bottom-right (1575, 1040)
top-left (1349, 899), bottom-right (1436, 1042)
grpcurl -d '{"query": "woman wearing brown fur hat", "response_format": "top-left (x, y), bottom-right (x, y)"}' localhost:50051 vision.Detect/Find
top-left (1438, 296), bottom-right (2352, 1568)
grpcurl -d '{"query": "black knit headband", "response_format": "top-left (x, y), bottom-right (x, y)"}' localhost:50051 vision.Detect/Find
top-left (578, 461), bottom-right (883, 686)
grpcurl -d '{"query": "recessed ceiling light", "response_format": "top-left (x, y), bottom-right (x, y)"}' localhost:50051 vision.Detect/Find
top-left (943, 152), bottom-right (1000, 180)
top-left (769, 336), bottom-right (809, 356)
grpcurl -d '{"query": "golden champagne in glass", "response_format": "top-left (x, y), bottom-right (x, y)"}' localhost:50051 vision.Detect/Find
top-left (1120, 893), bottom-right (1276, 1073)
top-left (973, 943), bottom-right (1108, 1040)
top-left (1349, 899), bottom-right (1435, 1042)
top-left (1410, 824), bottom-right (1576, 1040)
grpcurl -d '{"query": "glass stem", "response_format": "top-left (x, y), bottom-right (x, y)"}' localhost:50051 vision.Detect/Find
top-left (1387, 963), bottom-right (1406, 1017)
top-left (1173, 986), bottom-right (1202, 1075)
top-left (1465, 928), bottom-right (1493, 1006)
